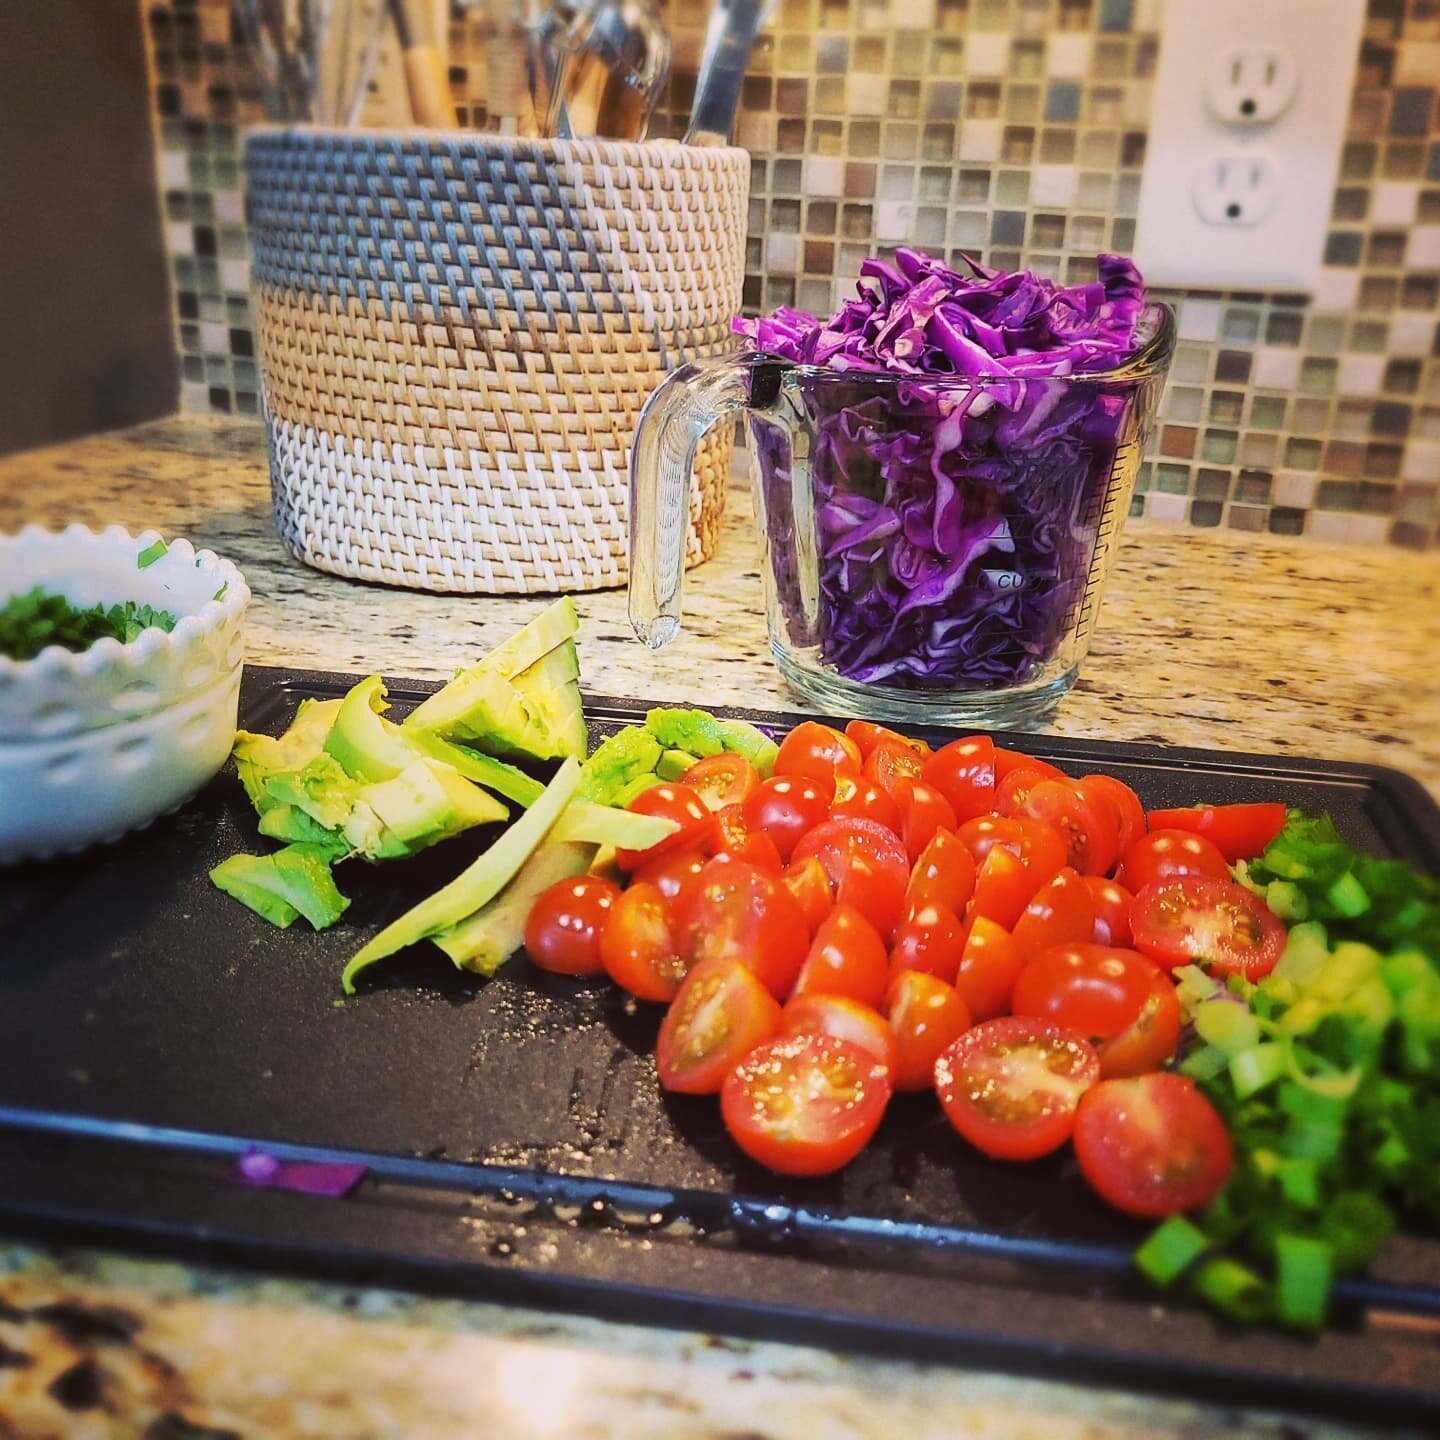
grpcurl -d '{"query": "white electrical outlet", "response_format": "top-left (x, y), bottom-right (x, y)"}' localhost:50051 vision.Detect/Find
top-left (1134, 0), bottom-right (1365, 294)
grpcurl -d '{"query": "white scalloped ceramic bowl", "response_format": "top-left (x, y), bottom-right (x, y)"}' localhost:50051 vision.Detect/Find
top-left (0, 525), bottom-right (251, 863)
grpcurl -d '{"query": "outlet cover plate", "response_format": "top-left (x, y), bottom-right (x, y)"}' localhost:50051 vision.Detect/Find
top-left (1133, 0), bottom-right (1364, 294)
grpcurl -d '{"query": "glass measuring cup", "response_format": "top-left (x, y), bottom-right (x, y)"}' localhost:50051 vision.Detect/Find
top-left (629, 302), bottom-right (1174, 725)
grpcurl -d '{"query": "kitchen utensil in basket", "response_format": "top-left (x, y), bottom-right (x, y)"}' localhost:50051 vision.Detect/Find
top-left (244, 127), bottom-right (748, 593)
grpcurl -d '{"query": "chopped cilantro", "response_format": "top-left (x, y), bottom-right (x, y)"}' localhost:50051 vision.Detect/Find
top-left (0, 587), bottom-right (178, 660)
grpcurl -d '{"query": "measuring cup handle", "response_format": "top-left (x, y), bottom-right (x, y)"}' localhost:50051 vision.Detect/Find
top-left (628, 353), bottom-right (758, 649)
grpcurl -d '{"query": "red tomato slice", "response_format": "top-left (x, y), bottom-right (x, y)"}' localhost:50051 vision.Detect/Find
top-left (1010, 866), bottom-right (1096, 962)
top-left (781, 993), bottom-right (898, 1072)
top-left (775, 721), bottom-right (862, 785)
top-left (1078, 774), bottom-right (1147, 855)
top-left (994, 767), bottom-right (1055, 818)
top-left (955, 815), bottom-right (1066, 886)
top-left (523, 875), bottom-right (620, 976)
top-left (599, 881), bottom-right (688, 1002)
top-left (792, 816), bottom-right (911, 941)
top-left (1015, 779), bottom-right (1118, 877)
top-left (676, 857), bottom-right (810, 999)
top-left (994, 747), bottom-right (1065, 780)
top-left (1130, 874), bottom-right (1286, 980)
top-left (968, 845), bottom-right (1040, 930)
top-left (923, 736), bottom-right (997, 823)
top-left (1073, 1073), bottom-right (1233, 1218)
top-left (864, 741), bottom-right (927, 797)
top-left (792, 903), bottom-right (890, 1007)
top-left (892, 778), bottom-right (957, 864)
top-left (1144, 802), bottom-right (1288, 864)
top-left (1083, 875), bottom-right (1135, 947)
top-left (884, 970), bottom-right (972, 1091)
top-left (743, 774), bottom-right (835, 863)
top-left (781, 855), bottom-right (835, 935)
top-left (1010, 942), bottom-right (1181, 1077)
top-left (831, 772), bottom-right (903, 834)
top-left (954, 915), bottom-right (1026, 1021)
top-left (1118, 829), bottom-right (1231, 892)
top-left (682, 753), bottom-right (761, 812)
top-left (889, 898), bottom-right (965, 985)
top-left (633, 847), bottom-right (708, 908)
top-left (615, 782), bottom-right (713, 871)
top-left (934, 1016), bottom-right (1099, 1161)
top-left (721, 1033), bottom-right (893, 1176)
top-left (655, 957), bottom-right (782, 1095)
top-left (846, 720), bottom-right (931, 761)
top-left (907, 827), bottom-right (977, 915)
top-left (708, 803), bottom-right (784, 875)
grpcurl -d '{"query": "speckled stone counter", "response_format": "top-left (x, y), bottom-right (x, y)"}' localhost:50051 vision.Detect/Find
top-left (1, 415), bottom-right (1438, 1439)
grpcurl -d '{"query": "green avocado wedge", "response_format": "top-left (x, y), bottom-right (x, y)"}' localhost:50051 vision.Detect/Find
top-left (340, 758), bottom-right (582, 993)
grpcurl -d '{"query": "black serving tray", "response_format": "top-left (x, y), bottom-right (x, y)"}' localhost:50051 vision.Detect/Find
top-left (2, 666), bottom-right (1438, 1425)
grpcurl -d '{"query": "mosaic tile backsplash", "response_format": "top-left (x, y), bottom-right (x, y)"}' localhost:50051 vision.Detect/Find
top-left (142, 0), bottom-right (1440, 546)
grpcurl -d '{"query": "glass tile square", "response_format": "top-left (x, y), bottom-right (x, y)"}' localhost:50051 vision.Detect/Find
top-left (1250, 395), bottom-right (1286, 429)
top-left (1202, 429), bottom-right (1238, 464)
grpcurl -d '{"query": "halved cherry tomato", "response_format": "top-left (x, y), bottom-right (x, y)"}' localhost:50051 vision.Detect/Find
top-left (955, 815), bottom-right (1066, 886)
top-left (934, 1016), bottom-right (1099, 1161)
top-left (1130, 874), bottom-right (1286, 980)
top-left (599, 881), bottom-right (688, 1002)
top-left (655, 957), bottom-right (781, 1094)
top-left (781, 993), bottom-right (898, 1072)
top-left (994, 767), bottom-right (1054, 817)
top-left (524, 875), bottom-right (621, 976)
top-left (774, 721), bottom-right (862, 785)
top-left (845, 720), bottom-right (931, 761)
top-left (1073, 1073), bottom-right (1233, 1218)
top-left (1010, 866), bottom-right (1096, 961)
top-left (675, 857), bottom-right (810, 999)
top-left (708, 803), bottom-right (784, 874)
top-left (864, 740), bottom-right (926, 797)
top-left (633, 847), bottom-right (708, 909)
top-left (1083, 875), bottom-right (1135, 947)
top-left (994, 747), bottom-right (1065, 780)
top-left (907, 827), bottom-right (977, 915)
top-left (721, 1033), bottom-right (893, 1176)
top-left (792, 903), bottom-right (890, 1007)
top-left (923, 736), bottom-right (997, 823)
top-left (830, 772), bottom-right (903, 833)
top-left (743, 775), bottom-right (835, 862)
top-left (1118, 829), bottom-right (1231, 892)
top-left (1015, 779), bottom-right (1118, 877)
top-left (682, 753), bottom-right (761, 812)
top-left (889, 899), bottom-right (965, 985)
top-left (792, 816), bottom-right (911, 941)
top-left (968, 845), bottom-right (1040, 930)
top-left (893, 778), bottom-right (957, 864)
top-left (884, 970), bottom-right (972, 1091)
top-left (1144, 802), bottom-right (1288, 864)
top-left (1010, 942), bottom-right (1181, 1077)
top-left (782, 855), bottom-right (834, 935)
top-left (615, 782), bottom-right (713, 871)
top-left (954, 915), bottom-right (1026, 1021)
top-left (1078, 774), bottom-right (1147, 855)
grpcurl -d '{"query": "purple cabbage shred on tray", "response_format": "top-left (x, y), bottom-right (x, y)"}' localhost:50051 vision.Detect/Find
top-left (236, 1146), bottom-right (367, 1197)
top-left (733, 249), bottom-right (1148, 689)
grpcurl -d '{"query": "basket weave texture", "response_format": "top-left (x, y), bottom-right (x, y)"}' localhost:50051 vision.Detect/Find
top-left (245, 128), bottom-right (749, 594)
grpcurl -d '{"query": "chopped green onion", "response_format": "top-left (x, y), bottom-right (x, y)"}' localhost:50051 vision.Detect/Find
top-left (136, 537), bottom-right (169, 568)
top-left (1274, 1235), bottom-right (1332, 1329)
top-left (1135, 1216), bottom-right (1210, 1287)
top-left (1229, 1042), bottom-right (1286, 1098)
top-left (1325, 871), bottom-right (1370, 918)
top-left (1195, 999), bottom-right (1261, 1056)
top-left (1191, 1257), bottom-right (1271, 1323)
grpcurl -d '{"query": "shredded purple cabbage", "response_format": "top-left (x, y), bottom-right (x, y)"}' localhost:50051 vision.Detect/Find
top-left (734, 250), bottom-right (1149, 689)
top-left (236, 1147), bottom-right (367, 1197)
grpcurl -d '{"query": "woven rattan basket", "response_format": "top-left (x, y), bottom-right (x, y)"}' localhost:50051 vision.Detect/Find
top-left (244, 128), bottom-right (749, 593)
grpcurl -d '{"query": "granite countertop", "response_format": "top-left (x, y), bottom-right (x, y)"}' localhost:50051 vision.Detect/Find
top-left (1, 415), bottom-right (1438, 1439)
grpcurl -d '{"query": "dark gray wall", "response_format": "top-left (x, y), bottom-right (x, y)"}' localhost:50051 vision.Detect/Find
top-left (0, 0), bottom-right (177, 456)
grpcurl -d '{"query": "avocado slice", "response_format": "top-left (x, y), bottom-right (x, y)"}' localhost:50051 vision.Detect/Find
top-left (232, 697), bottom-right (343, 808)
top-left (405, 730), bottom-right (545, 807)
top-left (257, 803), bottom-right (351, 854)
top-left (645, 707), bottom-right (779, 777)
top-left (549, 802), bottom-right (679, 850)
top-left (362, 762), bottom-right (507, 848)
top-left (478, 595), bottom-right (580, 678)
top-left (211, 844), bottom-right (350, 930)
top-left (433, 840), bottom-right (595, 975)
top-left (263, 753), bottom-right (362, 831)
top-left (574, 726), bottom-right (663, 806)
top-left (656, 748), bottom-right (699, 781)
top-left (324, 675), bottom-right (430, 783)
top-left (340, 757), bottom-right (582, 992)
top-left (511, 639), bottom-right (587, 761)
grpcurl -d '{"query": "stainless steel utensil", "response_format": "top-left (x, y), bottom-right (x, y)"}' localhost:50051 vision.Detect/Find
top-left (539, 0), bottom-right (668, 141)
top-left (683, 0), bottom-right (769, 146)
top-left (233, 0), bottom-right (387, 124)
